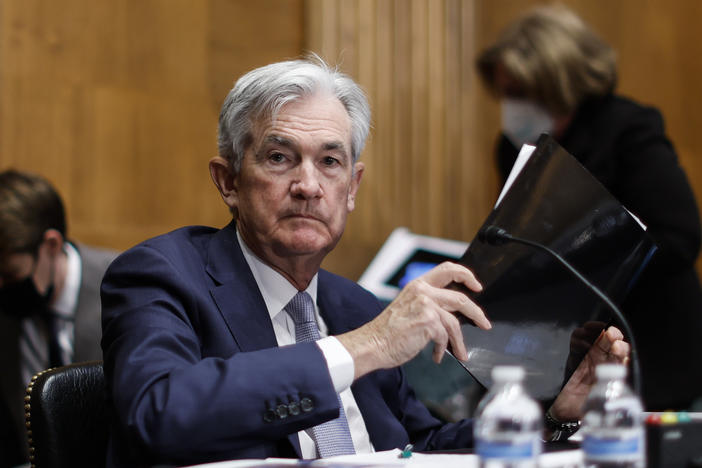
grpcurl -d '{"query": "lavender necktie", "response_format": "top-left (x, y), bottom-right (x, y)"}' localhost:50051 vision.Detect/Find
top-left (286, 291), bottom-right (356, 458)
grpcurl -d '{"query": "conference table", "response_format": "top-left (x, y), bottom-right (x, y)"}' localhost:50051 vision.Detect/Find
top-left (182, 412), bottom-right (702, 468)
top-left (184, 446), bottom-right (584, 468)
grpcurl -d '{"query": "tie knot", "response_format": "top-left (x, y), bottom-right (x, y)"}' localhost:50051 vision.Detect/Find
top-left (287, 291), bottom-right (316, 326)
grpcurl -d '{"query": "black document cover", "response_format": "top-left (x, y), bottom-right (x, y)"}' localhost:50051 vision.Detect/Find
top-left (453, 135), bottom-right (657, 401)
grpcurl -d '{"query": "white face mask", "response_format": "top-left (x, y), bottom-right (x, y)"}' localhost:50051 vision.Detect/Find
top-left (501, 98), bottom-right (554, 148)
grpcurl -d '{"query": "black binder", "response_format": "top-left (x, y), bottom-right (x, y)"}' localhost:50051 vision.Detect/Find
top-left (453, 135), bottom-right (657, 401)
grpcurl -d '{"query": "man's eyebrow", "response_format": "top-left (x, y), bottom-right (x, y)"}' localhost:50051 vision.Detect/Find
top-left (262, 135), bottom-right (349, 155)
top-left (322, 141), bottom-right (347, 153)
top-left (264, 135), bottom-right (295, 149)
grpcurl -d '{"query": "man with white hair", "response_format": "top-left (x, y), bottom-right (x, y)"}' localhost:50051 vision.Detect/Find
top-left (101, 56), bottom-right (630, 467)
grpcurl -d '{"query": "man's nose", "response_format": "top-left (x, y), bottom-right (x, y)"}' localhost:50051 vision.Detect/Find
top-left (290, 162), bottom-right (323, 198)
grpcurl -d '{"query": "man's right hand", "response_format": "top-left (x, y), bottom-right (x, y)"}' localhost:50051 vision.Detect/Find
top-left (337, 262), bottom-right (490, 379)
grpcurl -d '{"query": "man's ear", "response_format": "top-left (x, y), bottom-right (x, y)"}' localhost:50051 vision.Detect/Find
top-left (347, 161), bottom-right (364, 212)
top-left (41, 229), bottom-right (64, 255)
top-left (209, 156), bottom-right (239, 212)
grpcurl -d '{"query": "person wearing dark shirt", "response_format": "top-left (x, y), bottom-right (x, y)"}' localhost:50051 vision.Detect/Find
top-left (476, 4), bottom-right (702, 410)
top-left (0, 169), bottom-right (117, 466)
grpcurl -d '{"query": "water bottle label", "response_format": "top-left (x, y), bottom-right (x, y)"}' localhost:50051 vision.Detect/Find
top-left (583, 433), bottom-right (643, 461)
top-left (476, 439), bottom-right (538, 459)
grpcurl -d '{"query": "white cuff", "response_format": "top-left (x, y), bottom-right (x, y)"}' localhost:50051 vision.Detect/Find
top-left (316, 336), bottom-right (355, 393)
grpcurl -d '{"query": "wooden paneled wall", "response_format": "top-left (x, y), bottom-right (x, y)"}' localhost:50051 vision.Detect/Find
top-left (309, 0), bottom-right (702, 279)
top-left (307, 0), bottom-right (500, 278)
top-left (0, 0), bottom-right (304, 249)
top-left (2, 0), bottom-right (702, 281)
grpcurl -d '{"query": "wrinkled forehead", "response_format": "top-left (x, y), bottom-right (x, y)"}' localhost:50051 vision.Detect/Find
top-left (249, 93), bottom-right (353, 153)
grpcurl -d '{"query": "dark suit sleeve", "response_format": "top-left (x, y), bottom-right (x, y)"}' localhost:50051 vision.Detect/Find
top-left (101, 244), bottom-right (341, 464)
top-left (611, 106), bottom-right (701, 274)
top-left (348, 351), bottom-right (475, 453)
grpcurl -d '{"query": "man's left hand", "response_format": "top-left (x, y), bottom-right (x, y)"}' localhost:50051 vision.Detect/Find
top-left (549, 325), bottom-right (631, 422)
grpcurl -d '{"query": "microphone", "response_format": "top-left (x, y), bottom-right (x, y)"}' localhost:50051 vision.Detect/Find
top-left (478, 225), bottom-right (512, 246)
top-left (478, 225), bottom-right (642, 396)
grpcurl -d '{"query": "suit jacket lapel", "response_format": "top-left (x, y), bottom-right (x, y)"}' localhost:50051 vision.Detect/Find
top-left (72, 243), bottom-right (110, 361)
top-left (206, 222), bottom-right (278, 352)
top-left (205, 222), bottom-right (302, 457)
top-left (316, 273), bottom-right (361, 335)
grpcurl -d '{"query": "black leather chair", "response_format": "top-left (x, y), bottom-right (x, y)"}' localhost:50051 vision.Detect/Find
top-left (24, 361), bottom-right (110, 468)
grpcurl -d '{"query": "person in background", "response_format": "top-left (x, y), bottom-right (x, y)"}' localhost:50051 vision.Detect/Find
top-left (101, 55), bottom-right (630, 467)
top-left (476, 4), bottom-right (702, 411)
top-left (0, 169), bottom-right (118, 467)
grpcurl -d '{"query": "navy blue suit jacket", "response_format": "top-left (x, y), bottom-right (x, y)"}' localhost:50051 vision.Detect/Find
top-left (101, 222), bottom-right (474, 467)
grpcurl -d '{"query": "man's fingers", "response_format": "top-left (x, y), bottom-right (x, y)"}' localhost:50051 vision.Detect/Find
top-left (610, 339), bottom-right (630, 361)
top-left (426, 307), bottom-right (449, 363)
top-left (592, 329), bottom-right (610, 354)
top-left (367, 263), bottom-right (488, 370)
top-left (590, 326), bottom-right (630, 364)
top-left (604, 325), bottom-right (625, 342)
top-left (438, 308), bottom-right (468, 361)
top-left (418, 300), bottom-right (468, 363)
top-left (401, 272), bottom-right (490, 330)
top-left (425, 284), bottom-right (491, 330)
top-left (420, 262), bottom-right (483, 293)
top-left (594, 326), bottom-right (625, 352)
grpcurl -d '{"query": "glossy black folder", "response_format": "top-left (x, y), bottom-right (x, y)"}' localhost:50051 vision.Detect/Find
top-left (452, 135), bottom-right (657, 401)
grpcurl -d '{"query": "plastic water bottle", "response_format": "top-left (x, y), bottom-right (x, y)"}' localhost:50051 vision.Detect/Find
top-left (582, 363), bottom-right (645, 468)
top-left (474, 365), bottom-right (542, 468)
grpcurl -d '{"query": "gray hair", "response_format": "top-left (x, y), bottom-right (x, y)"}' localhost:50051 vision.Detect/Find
top-left (476, 4), bottom-right (617, 115)
top-left (218, 55), bottom-right (371, 173)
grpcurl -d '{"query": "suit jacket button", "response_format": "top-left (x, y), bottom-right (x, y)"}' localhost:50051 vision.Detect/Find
top-left (300, 397), bottom-right (314, 412)
top-left (288, 401), bottom-right (301, 416)
top-left (276, 404), bottom-right (289, 419)
top-left (263, 408), bottom-right (276, 423)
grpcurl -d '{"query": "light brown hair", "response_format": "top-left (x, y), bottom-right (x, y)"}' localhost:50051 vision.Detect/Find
top-left (476, 4), bottom-right (617, 115)
top-left (0, 169), bottom-right (67, 260)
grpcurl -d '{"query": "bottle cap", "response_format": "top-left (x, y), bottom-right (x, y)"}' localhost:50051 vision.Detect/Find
top-left (491, 365), bottom-right (525, 382)
top-left (595, 363), bottom-right (627, 380)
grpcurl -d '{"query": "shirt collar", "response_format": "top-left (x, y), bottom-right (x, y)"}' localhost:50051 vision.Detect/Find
top-left (52, 242), bottom-right (81, 318)
top-left (236, 229), bottom-right (318, 323)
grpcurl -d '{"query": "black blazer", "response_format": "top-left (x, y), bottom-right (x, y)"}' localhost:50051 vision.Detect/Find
top-left (0, 243), bottom-right (116, 467)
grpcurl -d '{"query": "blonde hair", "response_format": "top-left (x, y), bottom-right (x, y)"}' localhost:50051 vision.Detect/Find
top-left (476, 4), bottom-right (617, 115)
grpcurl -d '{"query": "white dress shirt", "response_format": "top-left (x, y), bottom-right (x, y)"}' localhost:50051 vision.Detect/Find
top-left (236, 231), bottom-right (374, 458)
top-left (20, 242), bottom-right (81, 385)
top-left (53, 242), bottom-right (81, 364)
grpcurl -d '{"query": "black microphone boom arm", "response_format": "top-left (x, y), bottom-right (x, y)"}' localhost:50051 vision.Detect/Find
top-left (478, 225), bottom-right (642, 396)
